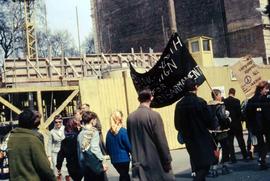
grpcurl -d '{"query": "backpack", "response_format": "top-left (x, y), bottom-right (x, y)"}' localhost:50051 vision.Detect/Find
top-left (241, 99), bottom-right (248, 121)
top-left (0, 133), bottom-right (10, 179)
top-left (215, 105), bottom-right (231, 130)
top-left (82, 150), bottom-right (104, 175)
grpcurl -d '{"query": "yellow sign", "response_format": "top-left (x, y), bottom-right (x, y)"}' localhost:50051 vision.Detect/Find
top-left (231, 56), bottom-right (262, 98)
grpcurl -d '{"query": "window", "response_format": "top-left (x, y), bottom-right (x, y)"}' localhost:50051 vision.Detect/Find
top-left (191, 41), bottom-right (199, 52)
top-left (203, 40), bottom-right (210, 51)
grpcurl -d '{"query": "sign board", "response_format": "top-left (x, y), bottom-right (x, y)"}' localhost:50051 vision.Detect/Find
top-left (230, 56), bottom-right (262, 98)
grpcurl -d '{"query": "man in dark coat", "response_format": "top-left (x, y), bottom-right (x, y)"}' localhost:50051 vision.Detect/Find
top-left (127, 89), bottom-right (175, 181)
top-left (246, 81), bottom-right (270, 170)
top-left (174, 78), bottom-right (216, 181)
top-left (224, 88), bottom-right (247, 162)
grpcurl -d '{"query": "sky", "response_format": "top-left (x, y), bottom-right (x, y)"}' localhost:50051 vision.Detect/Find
top-left (45, 0), bottom-right (92, 48)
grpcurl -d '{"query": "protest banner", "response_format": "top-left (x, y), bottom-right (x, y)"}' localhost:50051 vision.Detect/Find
top-left (130, 33), bottom-right (206, 108)
top-left (230, 56), bottom-right (262, 98)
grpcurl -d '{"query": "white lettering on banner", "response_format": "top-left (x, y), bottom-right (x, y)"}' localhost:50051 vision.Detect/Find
top-left (158, 58), bottom-right (178, 82)
top-left (170, 36), bottom-right (183, 54)
top-left (188, 66), bottom-right (202, 79)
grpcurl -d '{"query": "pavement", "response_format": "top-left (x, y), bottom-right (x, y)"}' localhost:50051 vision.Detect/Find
top-left (107, 147), bottom-right (270, 181)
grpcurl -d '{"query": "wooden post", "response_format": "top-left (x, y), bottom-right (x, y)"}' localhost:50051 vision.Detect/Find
top-left (0, 96), bottom-right (21, 115)
top-left (168, 0), bottom-right (177, 33)
top-left (44, 89), bottom-right (79, 128)
top-left (37, 91), bottom-right (45, 127)
top-left (122, 71), bottom-right (130, 115)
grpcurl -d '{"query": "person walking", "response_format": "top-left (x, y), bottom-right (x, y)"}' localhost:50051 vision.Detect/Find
top-left (8, 109), bottom-right (56, 181)
top-left (56, 118), bottom-right (83, 181)
top-left (77, 111), bottom-right (108, 181)
top-left (48, 115), bottom-right (65, 175)
top-left (224, 88), bottom-right (247, 162)
top-left (106, 110), bottom-right (131, 181)
top-left (208, 89), bottom-right (231, 175)
top-left (127, 89), bottom-right (175, 181)
top-left (81, 103), bottom-right (107, 155)
top-left (246, 80), bottom-right (270, 170)
top-left (174, 78), bottom-right (216, 181)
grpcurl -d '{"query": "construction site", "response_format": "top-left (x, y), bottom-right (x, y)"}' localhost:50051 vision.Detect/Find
top-left (1, 0), bottom-right (270, 150)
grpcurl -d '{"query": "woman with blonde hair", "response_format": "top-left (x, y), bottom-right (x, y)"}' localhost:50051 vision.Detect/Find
top-left (106, 110), bottom-right (131, 181)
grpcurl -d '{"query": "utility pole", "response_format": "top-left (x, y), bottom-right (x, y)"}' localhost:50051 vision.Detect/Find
top-left (76, 6), bottom-right (81, 56)
top-left (168, 0), bottom-right (177, 34)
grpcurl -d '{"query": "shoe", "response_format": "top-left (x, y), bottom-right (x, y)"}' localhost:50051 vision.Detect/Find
top-left (221, 165), bottom-right (231, 175)
top-left (247, 151), bottom-right (254, 160)
top-left (258, 159), bottom-right (268, 170)
top-left (207, 169), bottom-right (218, 177)
top-left (259, 164), bottom-right (268, 170)
top-left (230, 159), bottom-right (237, 164)
top-left (243, 157), bottom-right (249, 162)
top-left (191, 172), bottom-right (196, 177)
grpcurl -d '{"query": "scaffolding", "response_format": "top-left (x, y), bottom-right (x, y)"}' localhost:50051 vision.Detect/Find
top-left (15, 0), bottom-right (38, 59)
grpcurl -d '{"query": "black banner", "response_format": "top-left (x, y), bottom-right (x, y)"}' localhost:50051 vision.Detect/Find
top-left (130, 33), bottom-right (206, 108)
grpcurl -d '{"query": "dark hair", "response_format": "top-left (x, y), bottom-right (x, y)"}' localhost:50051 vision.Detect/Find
top-left (211, 89), bottom-right (221, 100)
top-left (228, 88), bottom-right (235, 95)
top-left (33, 110), bottom-right (41, 128)
top-left (65, 118), bottom-right (77, 133)
top-left (54, 115), bottom-right (62, 122)
top-left (255, 80), bottom-right (269, 95)
top-left (138, 89), bottom-right (152, 103)
top-left (18, 109), bottom-right (36, 129)
top-left (184, 78), bottom-right (197, 91)
top-left (82, 111), bottom-right (98, 125)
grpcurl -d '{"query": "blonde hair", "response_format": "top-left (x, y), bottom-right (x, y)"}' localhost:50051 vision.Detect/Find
top-left (110, 110), bottom-right (123, 135)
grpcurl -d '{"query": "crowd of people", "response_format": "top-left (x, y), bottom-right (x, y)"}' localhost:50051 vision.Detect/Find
top-left (1, 78), bottom-right (270, 181)
top-left (174, 78), bottom-right (270, 181)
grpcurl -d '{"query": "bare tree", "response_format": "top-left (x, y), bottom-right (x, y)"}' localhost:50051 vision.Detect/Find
top-left (48, 30), bottom-right (79, 57)
top-left (0, 1), bottom-right (24, 58)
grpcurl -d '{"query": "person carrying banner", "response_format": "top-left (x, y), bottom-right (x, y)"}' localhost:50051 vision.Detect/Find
top-left (127, 89), bottom-right (175, 181)
top-left (174, 78), bottom-right (216, 181)
top-left (224, 88), bottom-right (248, 163)
top-left (246, 80), bottom-right (270, 170)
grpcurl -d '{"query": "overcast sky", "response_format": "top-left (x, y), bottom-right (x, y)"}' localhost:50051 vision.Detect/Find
top-left (45, 0), bottom-right (92, 47)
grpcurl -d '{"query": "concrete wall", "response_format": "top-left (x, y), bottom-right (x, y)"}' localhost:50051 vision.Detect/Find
top-left (79, 66), bottom-right (270, 150)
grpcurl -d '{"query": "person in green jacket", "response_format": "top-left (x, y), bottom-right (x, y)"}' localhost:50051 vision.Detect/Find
top-left (8, 109), bottom-right (56, 181)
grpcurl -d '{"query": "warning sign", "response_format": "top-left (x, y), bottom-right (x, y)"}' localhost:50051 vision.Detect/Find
top-left (230, 56), bottom-right (262, 98)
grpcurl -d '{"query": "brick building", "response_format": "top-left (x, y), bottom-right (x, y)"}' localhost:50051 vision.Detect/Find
top-left (92, 0), bottom-right (270, 63)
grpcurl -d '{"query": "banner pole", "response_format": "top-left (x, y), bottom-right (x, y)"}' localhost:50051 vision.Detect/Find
top-left (201, 75), bottom-right (219, 98)
top-left (205, 78), bottom-right (213, 92)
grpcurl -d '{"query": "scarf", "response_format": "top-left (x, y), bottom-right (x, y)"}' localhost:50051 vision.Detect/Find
top-left (81, 125), bottom-right (97, 152)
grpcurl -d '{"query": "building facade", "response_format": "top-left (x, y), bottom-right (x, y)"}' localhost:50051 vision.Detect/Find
top-left (92, 0), bottom-right (270, 63)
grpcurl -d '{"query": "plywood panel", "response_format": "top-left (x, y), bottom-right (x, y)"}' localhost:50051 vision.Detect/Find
top-left (79, 66), bottom-right (270, 150)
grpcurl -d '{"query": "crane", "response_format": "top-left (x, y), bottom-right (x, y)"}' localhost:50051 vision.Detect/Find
top-left (13, 0), bottom-right (37, 59)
